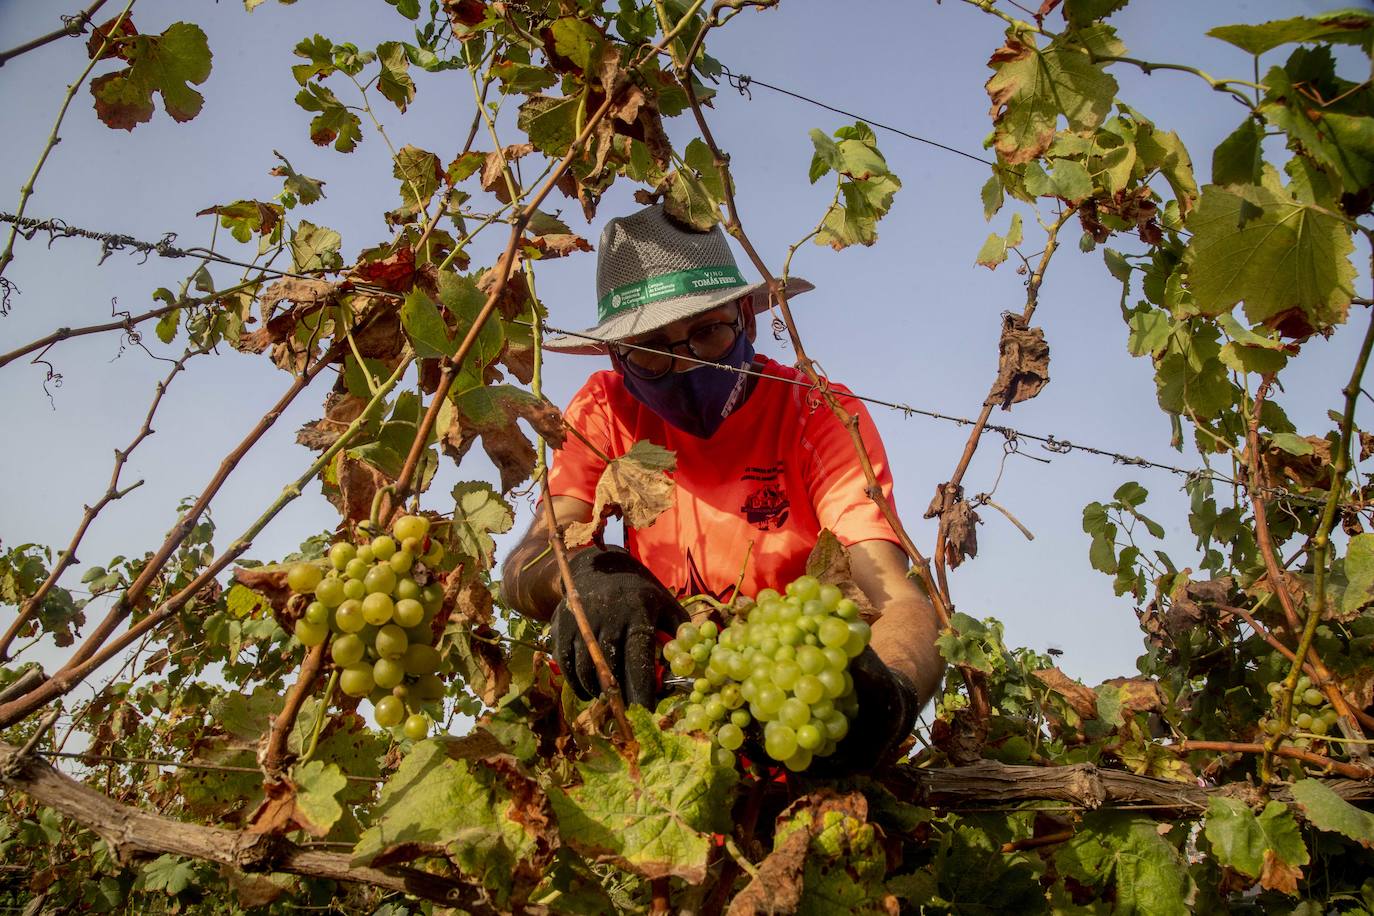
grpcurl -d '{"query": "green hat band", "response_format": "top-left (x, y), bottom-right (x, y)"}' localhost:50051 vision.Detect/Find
top-left (597, 265), bottom-right (746, 321)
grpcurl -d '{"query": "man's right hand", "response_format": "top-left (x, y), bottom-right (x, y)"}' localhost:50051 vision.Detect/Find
top-left (551, 545), bottom-right (688, 708)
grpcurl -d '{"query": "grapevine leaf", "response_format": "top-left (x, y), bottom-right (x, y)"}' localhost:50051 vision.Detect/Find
top-left (289, 220), bottom-right (343, 272)
top-left (563, 439), bottom-right (677, 548)
top-left (89, 22), bottom-right (212, 130)
top-left (551, 16), bottom-right (606, 73)
top-left (1135, 123), bottom-right (1199, 216)
top-left (976, 213), bottom-right (1022, 269)
top-left (1056, 813), bottom-right (1191, 915)
top-left (295, 82), bottom-right (363, 152)
top-left (1205, 798), bottom-right (1309, 891)
top-left (730, 792), bottom-right (892, 916)
top-left (352, 739), bottom-right (555, 908)
top-left (225, 583), bottom-right (270, 619)
top-left (140, 855), bottom-right (198, 895)
top-left (548, 706), bottom-right (737, 882)
top-left (195, 199), bottom-right (284, 244)
top-left (1023, 157), bottom-right (1093, 202)
top-left (1341, 534), bottom-right (1374, 616)
top-left (438, 269), bottom-right (505, 376)
top-left (1207, 11), bottom-right (1374, 56)
top-left (491, 58), bottom-right (557, 94)
top-left (1259, 55), bottom-right (1374, 199)
top-left (1185, 181), bottom-right (1355, 333)
top-left (393, 145), bottom-right (443, 213)
top-left (291, 34), bottom-right (336, 85)
top-left (985, 29), bottom-right (1118, 164)
top-left (448, 481), bottom-right (515, 570)
top-left (1290, 779), bottom-right (1374, 848)
top-left (517, 94), bottom-right (580, 157)
top-left (376, 41), bottom-right (415, 112)
top-left (1212, 119), bottom-right (1264, 186)
top-left (290, 760), bottom-right (347, 836)
top-left (1062, 0), bottom-right (1129, 29)
top-left (401, 288), bottom-right (457, 359)
top-left (981, 174), bottom-right (1005, 219)
top-left (441, 385), bottom-right (564, 493)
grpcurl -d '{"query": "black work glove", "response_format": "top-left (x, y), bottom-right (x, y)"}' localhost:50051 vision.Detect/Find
top-left (808, 646), bottom-right (920, 776)
top-left (551, 545), bottom-right (688, 708)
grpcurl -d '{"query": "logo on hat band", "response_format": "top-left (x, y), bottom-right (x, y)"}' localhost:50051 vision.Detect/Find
top-left (597, 265), bottom-right (746, 321)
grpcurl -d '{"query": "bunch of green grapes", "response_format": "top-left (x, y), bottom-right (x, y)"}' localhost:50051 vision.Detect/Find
top-left (1262, 675), bottom-right (1339, 746)
top-left (286, 514), bottom-right (447, 740)
top-left (662, 574), bottom-right (871, 773)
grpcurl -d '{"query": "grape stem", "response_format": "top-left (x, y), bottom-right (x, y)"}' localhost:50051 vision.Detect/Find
top-left (298, 668), bottom-right (340, 767)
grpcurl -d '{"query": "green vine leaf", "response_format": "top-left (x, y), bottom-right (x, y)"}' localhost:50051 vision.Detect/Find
top-left (1204, 798), bottom-right (1309, 894)
top-left (296, 82), bottom-right (363, 152)
top-left (1341, 534), bottom-right (1374, 617)
top-left (376, 41), bottom-right (416, 112)
top-left (448, 481), bottom-right (515, 571)
top-left (811, 122), bottom-right (902, 250)
top-left (352, 739), bottom-right (555, 908)
top-left (1290, 779), bottom-right (1374, 849)
top-left (1206, 11), bottom-right (1374, 56)
top-left (1056, 813), bottom-right (1192, 915)
top-left (1185, 179), bottom-right (1356, 334)
top-left (985, 28), bottom-right (1118, 164)
top-left (90, 22), bottom-right (213, 130)
top-left (1061, 0), bottom-right (1130, 30)
top-left (139, 855), bottom-right (199, 895)
top-left (290, 760), bottom-right (348, 836)
top-left (547, 706), bottom-right (738, 882)
top-left (976, 212), bottom-right (1023, 269)
top-left (290, 220), bottom-right (343, 272)
top-left (1212, 119), bottom-right (1264, 187)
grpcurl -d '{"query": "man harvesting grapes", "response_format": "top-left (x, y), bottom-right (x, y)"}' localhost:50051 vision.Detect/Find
top-left (503, 204), bottom-right (941, 772)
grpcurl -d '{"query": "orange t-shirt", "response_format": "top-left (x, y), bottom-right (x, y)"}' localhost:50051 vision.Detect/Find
top-left (548, 356), bottom-right (900, 602)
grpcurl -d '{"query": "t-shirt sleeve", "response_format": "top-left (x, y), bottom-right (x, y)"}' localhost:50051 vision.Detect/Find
top-left (547, 375), bottom-right (614, 504)
top-left (803, 387), bottom-right (901, 547)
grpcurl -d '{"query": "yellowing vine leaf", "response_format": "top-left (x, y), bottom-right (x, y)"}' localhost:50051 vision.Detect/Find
top-left (90, 22), bottom-right (213, 130)
top-left (563, 440), bottom-right (676, 548)
top-left (1185, 180), bottom-right (1355, 335)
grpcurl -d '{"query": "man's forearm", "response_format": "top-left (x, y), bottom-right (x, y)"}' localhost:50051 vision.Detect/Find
top-left (870, 599), bottom-right (943, 710)
top-left (501, 533), bottom-right (565, 622)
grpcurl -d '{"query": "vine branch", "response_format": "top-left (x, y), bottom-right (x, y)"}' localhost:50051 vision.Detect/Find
top-left (0, 0), bottom-right (110, 68)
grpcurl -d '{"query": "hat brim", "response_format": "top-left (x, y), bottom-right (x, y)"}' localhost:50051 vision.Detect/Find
top-left (543, 278), bottom-right (814, 355)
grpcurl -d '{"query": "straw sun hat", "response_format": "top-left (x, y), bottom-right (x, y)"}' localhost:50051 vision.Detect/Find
top-left (542, 204), bottom-right (813, 355)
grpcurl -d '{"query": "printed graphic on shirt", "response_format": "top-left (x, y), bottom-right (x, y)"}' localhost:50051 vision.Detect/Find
top-left (676, 549), bottom-right (736, 604)
top-left (740, 463), bottom-right (790, 531)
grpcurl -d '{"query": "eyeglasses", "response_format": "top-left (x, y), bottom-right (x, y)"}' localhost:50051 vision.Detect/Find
top-left (613, 305), bottom-right (747, 380)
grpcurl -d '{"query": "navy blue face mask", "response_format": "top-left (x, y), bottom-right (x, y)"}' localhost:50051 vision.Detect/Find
top-left (617, 331), bottom-right (756, 439)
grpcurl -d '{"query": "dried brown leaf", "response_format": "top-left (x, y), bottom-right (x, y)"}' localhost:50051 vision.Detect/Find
top-left (1033, 667), bottom-right (1099, 720)
top-left (986, 314), bottom-right (1050, 409)
top-left (441, 387), bottom-right (564, 493)
top-left (481, 143), bottom-right (536, 204)
top-left (1099, 676), bottom-right (1164, 715)
top-left (1259, 849), bottom-right (1303, 895)
top-left (804, 530), bottom-right (876, 619)
top-left (564, 448), bottom-right (676, 548)
top-left (297, 391), bottom-right (368, 451)
top-left (326, 452), bottom-right (390, 523)
top-left (350, 246), bottom-right (417, 293)
top-left (476, 263), bottom-right (531, 320)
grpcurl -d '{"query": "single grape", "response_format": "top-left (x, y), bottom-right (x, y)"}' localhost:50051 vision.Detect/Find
top-left (789, 575), bottom-right (821, 603)
top-left (818, 584), bottom-right (842, 609)
top-left (421, 540), bottom-right (445, 565)
top-left (699, 620), bottom-right (719, 640)
top-left (345, 558), bottom-right (370, 580)
top-left (295, 618), bottom-right (328, 647)
top-left (332, 633), bottom-right (366, 667)
top-left (1295, 712), bottom-right (1314, 730)
top-left (1321, 709), bottom-right (1340, 726)
top-left (395, 577), bottom-right (421, 602)
top-left (835, 598), bottom-right (860, 621)
top-left (288, 563), bottom-right (323, 595)
top-left (1310, 718), bottom-right (1330, 736)
top-left (730, 709), bottom-right (752, 729)
top-left (756, 685), bottom-right (785, 716)
top-left (1266, 681), bottom-right (1284, 698)
top-left (329, 542), bottom-right (356, 571)
top-left (375, 695), bottom-right (405, 728)
top-left (756, 588), bottom-right (780, 604)
top-left (821, 646), bottom-right (849, 672)
top-left (340, 664), bottom-right (374, 697)
top-left (375, 624), bottom-right (409, 660)
top-left (784, 747), bottom-right (813, 772)
top-left (414, 673), bottom-right (445, 701)
top-left (364, 564), bottom-right (397, 596)
top-left (373, 657), bottom-right (405, 690)
top-left (334, 600), bottom-right (365, 633)
top-left (403, 643), bottom-right (441, 675)
top-left (403, 714), bottom-right (429, 741)
top-left (389, 550), bottom-right (415, 575)
top-left (420, 583), bottom-right (444, 609)
top-left (794, 675), bottom-right (825, 706)
top-left (683, 705), bottom-right (709, 733)
top-left (1297, 675), bottom-right (1312, 692)
top-left (717, 722), bottom-right (745, 750)
top-left (704, 698), bottom-right (727, 721)
top-left (821, 710), bottom-right (849, 741)
top-left (779, 697), bottom-right (810, 729)
top-left (355, 544), bottom-right (375, 564)
top-left (366, 537), bottom-right (395, 562)
top-left (764, 724), bottom-right (798, 760)
top-left (394, 514), bottom-right (430, 543)
top-left (362, 592), bottom-right (395, 626)
top-left (342, 578), bottom-right (366, 601)
top-left (670, 655), bottom-right (696, 677)
top-left (304, 602), bottom-right (329, 626)
top-left (1302, 688), bottom-right (1324, 707)
top-left (678, 623), bottom-right (700, 648)
top-left (773, 660), bottom-right (801, 691)
top-left (720, 684), bottom-right (743, 709)
top-left (393, 598), bottom-right (425, 628)
top-left (796, 723), bottom-right (823, 750)
top-left (796, 646), bottom-right (826, 675)
top-left (818, 617), bottom-right (850, 648)
top-left (314, 577), bottom-right (346, 608)
top-left (712, 747), bottom-right (736, 768)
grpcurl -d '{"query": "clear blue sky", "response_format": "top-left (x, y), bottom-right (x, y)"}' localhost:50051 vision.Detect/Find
top-left (0, 0), bottom-right (1366, 695)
